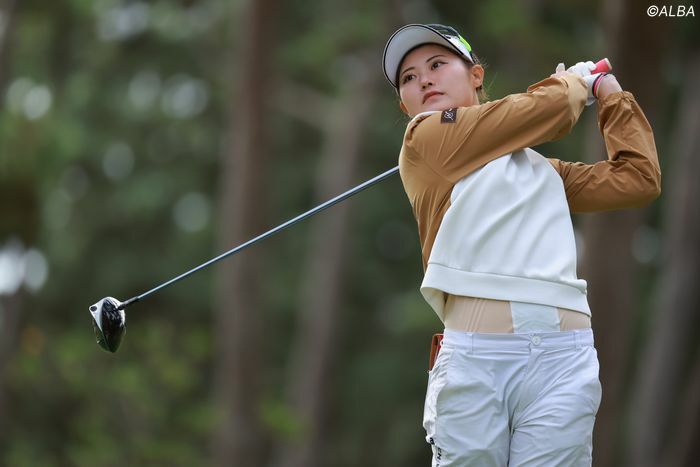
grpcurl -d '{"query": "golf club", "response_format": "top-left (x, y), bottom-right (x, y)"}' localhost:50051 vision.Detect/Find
top-left (90, 57), bottom-right (613, 353)
top-left (89, 165), bottom-right (400, 352)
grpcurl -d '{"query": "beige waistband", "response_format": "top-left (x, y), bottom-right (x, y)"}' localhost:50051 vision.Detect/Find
top-left (443, 294), bottom-right (591, 333)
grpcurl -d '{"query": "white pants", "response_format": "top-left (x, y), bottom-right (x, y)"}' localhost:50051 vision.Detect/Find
top-left (423, 328), bottom-right (602, 466)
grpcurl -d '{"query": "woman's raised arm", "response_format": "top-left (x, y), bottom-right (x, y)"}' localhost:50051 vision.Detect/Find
top-left (548, 87), bottom-right (661, 212)
top-left (405, 73), bottom-right (588, 184)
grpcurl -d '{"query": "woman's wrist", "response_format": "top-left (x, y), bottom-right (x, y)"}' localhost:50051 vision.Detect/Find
top-left (596, 74), bottom-right (623, 100)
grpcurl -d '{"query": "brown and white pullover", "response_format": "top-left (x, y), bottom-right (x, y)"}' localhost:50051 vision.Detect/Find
top-left (398, 74), bottom-right (661, 321)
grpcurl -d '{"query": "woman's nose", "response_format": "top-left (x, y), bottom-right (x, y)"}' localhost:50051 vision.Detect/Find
top-left (420, 77), bottom-right (433, 89)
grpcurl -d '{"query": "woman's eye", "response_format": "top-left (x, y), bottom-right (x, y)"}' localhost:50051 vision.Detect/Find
top-left (402, 74), bottom-right (415, 84)
top-left (431, 61), bottom-right (446, 69)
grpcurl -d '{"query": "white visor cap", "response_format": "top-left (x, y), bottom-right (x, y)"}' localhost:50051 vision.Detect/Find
top-left (383, 24), bottom-right (475, 88)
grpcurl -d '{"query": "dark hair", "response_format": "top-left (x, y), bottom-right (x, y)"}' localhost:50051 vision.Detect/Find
top-left (465, 51), bottom-right (489, 103)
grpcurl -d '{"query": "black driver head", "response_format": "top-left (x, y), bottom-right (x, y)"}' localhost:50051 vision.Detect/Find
top-left (89, 297), bottom-right (126, 353)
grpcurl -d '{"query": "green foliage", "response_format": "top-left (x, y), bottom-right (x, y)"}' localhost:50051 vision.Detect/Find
top-left (0, 0), bottom-right (687, 465)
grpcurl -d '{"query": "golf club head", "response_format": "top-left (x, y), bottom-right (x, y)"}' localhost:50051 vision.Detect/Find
top-left (89, 297), bottom-right (126, 353)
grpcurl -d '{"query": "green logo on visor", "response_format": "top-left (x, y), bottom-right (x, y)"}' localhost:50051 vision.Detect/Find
top-left (458, 35), bottom-right (472, 52)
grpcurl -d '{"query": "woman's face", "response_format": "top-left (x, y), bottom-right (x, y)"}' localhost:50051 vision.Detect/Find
top-left (398, 44), bottom-right (484, 118)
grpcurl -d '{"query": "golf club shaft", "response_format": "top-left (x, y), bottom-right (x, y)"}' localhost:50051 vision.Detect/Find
top-left (116, 59), bottom-right (614, 312)
top-left (117, 165), bottom-right (400, 310)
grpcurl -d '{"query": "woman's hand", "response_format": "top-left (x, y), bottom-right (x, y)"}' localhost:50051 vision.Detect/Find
top-left (550, 62), bottom-right (624, 103)
top-left (550, 63), bottom-right (569, 79)
top-left (550, 62), bottom-right (598, 106)
top-left (595, 74), bottom-right (623, 100)
top-left (548, 63), bottom-right (584, 82)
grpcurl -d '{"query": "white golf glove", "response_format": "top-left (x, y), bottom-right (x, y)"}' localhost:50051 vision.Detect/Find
top-left (556, 61), bottom-right (606, 106)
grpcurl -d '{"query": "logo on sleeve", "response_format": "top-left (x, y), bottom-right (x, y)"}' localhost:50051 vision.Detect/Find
top-left (441, 108), bottom-right (457, 123)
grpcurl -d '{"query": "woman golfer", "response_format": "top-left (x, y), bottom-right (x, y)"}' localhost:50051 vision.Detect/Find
top-left (382, 24), bottom-right (660, 466)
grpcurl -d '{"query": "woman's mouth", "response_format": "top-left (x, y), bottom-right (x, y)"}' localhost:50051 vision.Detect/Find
top-left (423, 92), bottom-right (443, 104)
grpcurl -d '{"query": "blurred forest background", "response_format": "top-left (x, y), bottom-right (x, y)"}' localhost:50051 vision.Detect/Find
top-left (0, 0), bottom-right (698, 465)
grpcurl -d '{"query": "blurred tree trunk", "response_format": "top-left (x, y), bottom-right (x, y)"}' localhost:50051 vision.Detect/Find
top-left (582, 1), bottom-right (669, 466)
top-left (0, 0), bottom-right (17, 93)
top-left (0, 0), bottom-right (21, 446)
top-left (271, 54), bottom-right (376, 467)
top-left (0, 291), bottom-right (24, 444)
top-left (626, 51), bottom-right (700, 467)
top-left (668, 355), bottom-right (700, 467)
top-left (211, 0), bottom-right (278, 464)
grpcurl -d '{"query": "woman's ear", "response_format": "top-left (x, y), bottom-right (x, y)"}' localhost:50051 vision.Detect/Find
top-left (471, 64), bottom-right (485, 88)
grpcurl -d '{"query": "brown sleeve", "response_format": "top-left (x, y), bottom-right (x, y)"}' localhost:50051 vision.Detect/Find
top-left (548, 91), bottom-right (661, 212)
top-left (405, 73), bottom-right (588, 183)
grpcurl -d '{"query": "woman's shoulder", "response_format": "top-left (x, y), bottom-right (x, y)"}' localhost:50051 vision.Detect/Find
top-left (402, 106), bottom-right (485, 152)
top-left (402, 110), bottom-right (439, 145)
top-left (404, 106), bottom-right (478, 131)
